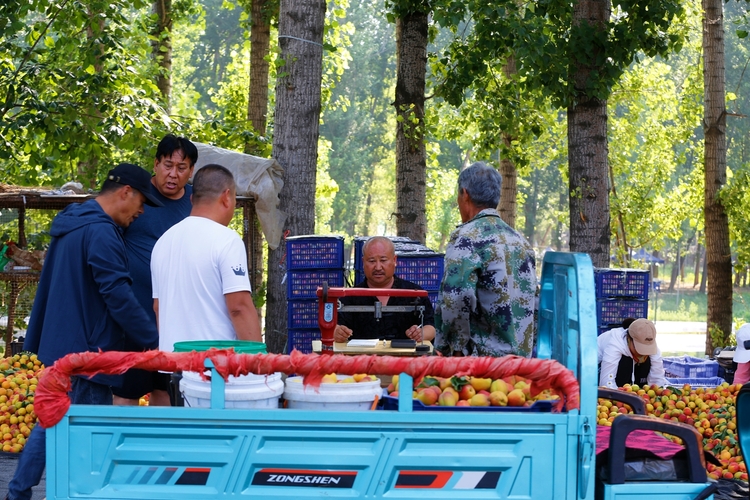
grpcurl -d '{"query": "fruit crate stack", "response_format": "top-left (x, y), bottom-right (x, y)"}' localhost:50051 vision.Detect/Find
top-left (594, 268), bottom-right (650, 336)
top-left (352, 236), bottom-right (444, 311)
top-left (286, 235), bottom-right (346, 354)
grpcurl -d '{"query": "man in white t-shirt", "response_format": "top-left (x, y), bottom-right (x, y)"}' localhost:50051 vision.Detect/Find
top-left (151, 164), bottom-right (262, 351)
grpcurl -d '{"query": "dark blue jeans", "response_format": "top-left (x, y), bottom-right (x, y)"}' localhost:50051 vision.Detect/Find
top-left (6, 377), bottom-right (112, 500)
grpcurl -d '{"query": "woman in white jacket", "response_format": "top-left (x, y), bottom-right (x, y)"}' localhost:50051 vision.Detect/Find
top-left (597, 318), bottom-right (668, 389)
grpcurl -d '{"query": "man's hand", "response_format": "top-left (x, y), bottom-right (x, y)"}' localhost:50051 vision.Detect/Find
top-left (405, 324), bottom-right (436, 342)
top-left (334, 324), bottom-right (353, 343)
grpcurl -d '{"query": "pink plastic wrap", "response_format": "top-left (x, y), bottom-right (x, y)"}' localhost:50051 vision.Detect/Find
top-left (35, 349), bottom-right (579, 428)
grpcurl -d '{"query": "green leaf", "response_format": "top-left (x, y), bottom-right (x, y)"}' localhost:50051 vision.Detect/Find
top-left (451, 376), bottom-right (469, 390)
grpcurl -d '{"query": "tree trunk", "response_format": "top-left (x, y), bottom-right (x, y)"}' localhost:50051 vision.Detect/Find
top-left (681, 232), bottom-right (695, 280)
top-left (608, 148), bottom-right (627, 260)
top-left (152, 0), bottom-right (172, 113)
top-left (361, 169), bottom-right (375, 235)
top-left (668, 241), bottom-right (681, 293)
top-left (523, 168), bottom-right (539, 245)
top-left (247, 0), bottom-right (271, 145)
top-left (700, 252), bottom-right (708, 293)
top-left (498, 146), bottom-right (518, 229)
top-left (498, 57), bottom-right (518, 229)
top-left (246, 0), bottom-right (273, 297)
top-left (553, 190), bottom-right (566, 251)
top-left (265, 0), bottom-right (326, 354)
top-left (703, 0), bottom-right (732, 353)
top-left (568, 0), bottom-right (611, 268)
top-left (394, 10), bottom-right (428, 244)
top-left (693, 238), bottom-right (702, 288)
top-left (77, 6), bottom-right (105, 188)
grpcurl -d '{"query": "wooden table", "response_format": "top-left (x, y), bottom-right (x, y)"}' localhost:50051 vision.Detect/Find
top-left (313, 340), bottom-right (433, 356)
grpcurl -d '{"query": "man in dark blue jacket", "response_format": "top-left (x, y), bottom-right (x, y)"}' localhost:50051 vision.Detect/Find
top-left (5, 162), bottom-right (163, 500)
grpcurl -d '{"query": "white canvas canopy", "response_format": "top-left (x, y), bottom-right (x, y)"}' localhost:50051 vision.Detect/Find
top-left (193, 142), bottom-right (286, 250)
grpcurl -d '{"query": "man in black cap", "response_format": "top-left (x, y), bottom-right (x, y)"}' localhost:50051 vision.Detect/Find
top-left (5, 163), bottom-right (162, 500)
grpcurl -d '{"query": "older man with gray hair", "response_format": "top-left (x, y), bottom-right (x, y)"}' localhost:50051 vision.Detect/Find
top-left (436, 161), bottom-right (537, 357)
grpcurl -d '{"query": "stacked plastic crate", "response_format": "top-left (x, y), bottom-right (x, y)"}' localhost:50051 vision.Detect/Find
top-left (662, 355), bottom-right (723, 387)
top-left (352, 236), bottom-right (444, 311)
top-left (594, 268), bottom-right (650, 336)
top-left (286, 235), bottom-right (346, 354)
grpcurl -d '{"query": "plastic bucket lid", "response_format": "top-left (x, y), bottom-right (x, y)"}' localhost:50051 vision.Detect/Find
top-left (172, 340), bottom-right (267, 354)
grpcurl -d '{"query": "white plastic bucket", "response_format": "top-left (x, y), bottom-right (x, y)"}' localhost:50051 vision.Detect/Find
top-left (283, 375), bottom-right (382, 410)
top-left (179, 371), bottom-right (284, 409)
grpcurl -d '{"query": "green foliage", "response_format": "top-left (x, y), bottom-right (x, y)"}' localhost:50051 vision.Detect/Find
top-left (252, 281), bottom-right (267, 309)
top-left (321, 0), bottom-right (354, 113)
top-left (315, 138), bottom-right (339, 233)
top-left (722, 2), bottom-right (750, 269)
top-left (385, 0), bottom-right (431, 19)
top-left (425, 160), bottom-right (459, 251)
top-left (319, 0), bottom-right (398, 237)
top-left (0, 0), bottom-right (170, 186)
top-left (708, 322), bottom-right (729, 351)
top-left (721, 167), bottom-right (750, 268)
top-left (608, 15), bottom-right (704, 256)
top-left (652, 289), bottom-right (739, 324)
top-left (169, 0), bottom-right (274, 155)
top-left (434, 0), bottom-right (685, 110)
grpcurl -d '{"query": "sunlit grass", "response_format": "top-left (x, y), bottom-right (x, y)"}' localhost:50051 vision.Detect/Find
top-left (649, 288), bottom-right (750, 324)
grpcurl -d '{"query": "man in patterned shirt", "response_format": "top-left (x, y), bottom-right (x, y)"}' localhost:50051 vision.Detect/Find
top-left (436, 161), bottom-right (537, 357)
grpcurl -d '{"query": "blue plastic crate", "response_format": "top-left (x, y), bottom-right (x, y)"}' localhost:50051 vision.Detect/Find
top-left (354, 269), bottom-right (364, 285)
top-left (353, 236), bottom-right (421, 271)
top-left (598, 325), bottom-right (617, 336)
top-left (594, 268), bottom-right (650, 300)
top-left (665, 376), bottom-right (725, 388)
top-left (395, 253), bottom-right (444, 290)
top-left (287, 269), bottom-right (345, 299)
top-left (286, 235), bottom-right (345, 269)
top-left (663, 356), bottom-right (719, 379)
top-left (287, 299), bottom-right (319, 329)
top-left (428, 291), bottom-right (438, 311)
top-left (287, 328), bottom-right (320, 354)
top-left (353, 254), bottom-right (444, 291)
top-left (596, 298), bottom-right (648, 327)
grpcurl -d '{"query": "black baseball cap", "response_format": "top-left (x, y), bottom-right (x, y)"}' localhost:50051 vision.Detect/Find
top-left (106, 163), bottom-right (164, 207)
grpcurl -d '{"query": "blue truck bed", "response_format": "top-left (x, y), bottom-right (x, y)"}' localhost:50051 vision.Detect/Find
top-left (43, 252), bottom-right (713, 499)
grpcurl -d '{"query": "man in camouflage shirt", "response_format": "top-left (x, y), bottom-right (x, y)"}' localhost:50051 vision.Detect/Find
top-left (436, 161), bottom-right (537, 357)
